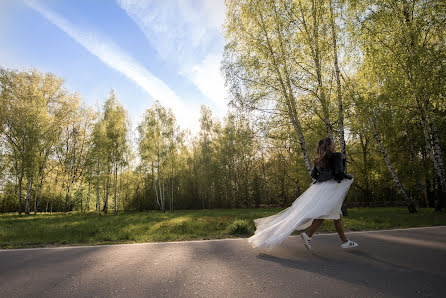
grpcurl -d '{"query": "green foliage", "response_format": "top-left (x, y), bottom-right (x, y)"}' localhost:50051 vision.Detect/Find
top-left (1, 1), bottom-right (445, 214)
top-left (226, 219), bottom-right (253, 235)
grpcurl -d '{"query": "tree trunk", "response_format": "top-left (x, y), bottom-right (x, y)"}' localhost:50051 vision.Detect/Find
top-left (401, 3), bottom-right (446, 211)
top-left (329, 0), bottom-right (346, 158)
top-left (96, 175), bottom-right (100, 214)
top-left (86, 181), bottom-right (91, 212)
top-left (158, 172), bottom-right (163, 212)
top-left (225, 172), bottom-right (229, 208)
top-left (310, 0), bottom-right (332, 139)
top-left (359, 131), bottom-right (371, 201)
top-left (416, 98), bottom-right (445, 211)
top-left (152, 162), bottom-right (160, 210)
top-left (425, 101), bottom-right (446, 211)
top-left (18, 164), bottom-right (24, 215)
top-left (118, 165), bottom-right (122, 213)
top-left (371, 118), bottom-right (416, 213)
top-left (114, 163), bottom-right (118, 215)
top-left (25, 175), bottom-right (33, 215)
top-left (153, 175), bottom-right (161, 210)
top-left (34, 172), bottom-right (44, 214)
top-left (64, 186), bottom-right (71, 212)
top-left (260, 7), bottom-right (312, 173)
top-left (80, 188), bottom-right (83, 213)
top-left (161, 177), bottom-right (165, 213)
top-left (104, 172), bottom-right (110, 214)
top-left (295, 0), bottom-right (332, 138)
top-left (245, 170), bottom-right (250, 208)
top-left (170, 177), bottom-right (174, 212)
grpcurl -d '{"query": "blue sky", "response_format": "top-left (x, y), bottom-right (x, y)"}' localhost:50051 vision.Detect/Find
top-left (0, 0), bottom-right (228, 135)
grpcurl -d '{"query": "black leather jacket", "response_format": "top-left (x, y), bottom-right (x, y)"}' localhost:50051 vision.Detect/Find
top-left (311, 152), bottom-right (353, 183)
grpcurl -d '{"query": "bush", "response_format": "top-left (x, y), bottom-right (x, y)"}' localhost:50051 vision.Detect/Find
top-left (226, 219), bottom-right (253, 235)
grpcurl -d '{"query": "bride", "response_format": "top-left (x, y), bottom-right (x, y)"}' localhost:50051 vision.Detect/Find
top-left (248, 137), bottom-right (359, 250)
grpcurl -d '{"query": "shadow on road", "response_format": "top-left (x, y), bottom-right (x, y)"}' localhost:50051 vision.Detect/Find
top-left (253, 231), bottom-right (445, 297)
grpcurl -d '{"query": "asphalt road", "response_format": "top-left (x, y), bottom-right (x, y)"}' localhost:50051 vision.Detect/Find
top-left (1, 226), bottom-right (445, 297)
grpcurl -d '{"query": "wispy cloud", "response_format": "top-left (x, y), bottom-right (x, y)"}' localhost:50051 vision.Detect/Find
top-left (25, 0), bottom-right (200, 134)
top-left (181, 53), bottom-right (227, 113)
top-left (117, 0), bottom-right (229, 117)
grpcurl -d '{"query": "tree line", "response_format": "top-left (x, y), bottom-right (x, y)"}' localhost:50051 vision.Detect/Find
top-left (0, 0), bottom-right (444, 214)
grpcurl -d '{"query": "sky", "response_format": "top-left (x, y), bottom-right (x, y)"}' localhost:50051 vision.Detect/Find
top-left (0, 0), bottom-right (229, 136)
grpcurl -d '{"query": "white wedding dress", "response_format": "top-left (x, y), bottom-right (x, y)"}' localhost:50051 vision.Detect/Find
top-left (248, 178), bottom-right (354, 249)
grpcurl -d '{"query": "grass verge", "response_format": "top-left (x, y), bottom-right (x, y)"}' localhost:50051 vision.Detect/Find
top-left (0, 208), bottom-right (445, 249)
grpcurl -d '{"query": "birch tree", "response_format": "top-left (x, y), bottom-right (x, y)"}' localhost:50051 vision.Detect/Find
top-left (101, 90), bottom-right (128, 214)
top-left (223, 0), bottom-right (312, 173)
top-left (138, 101), bottom-right (176, 212)
top-left (370, 115), bottom-right (417, 213)
top-left (348, 0), bottom-right (446, 210)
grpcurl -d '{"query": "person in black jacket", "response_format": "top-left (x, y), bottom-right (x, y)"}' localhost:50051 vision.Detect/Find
top-left (301, 137), bottom-right (358, 249)
top-left (248, 137), bottom-right (358, 250)
top-left (311, 148), bottom-right (353, 183)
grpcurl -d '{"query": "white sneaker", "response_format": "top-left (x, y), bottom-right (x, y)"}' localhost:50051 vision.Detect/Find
top-left (301, 232), bottom-right (312, 250)
top-left (341, 240), bottom-right (358, 249)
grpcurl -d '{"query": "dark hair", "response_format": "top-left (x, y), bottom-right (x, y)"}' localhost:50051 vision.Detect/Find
top-left (313, 138), bottom-right (333, 168)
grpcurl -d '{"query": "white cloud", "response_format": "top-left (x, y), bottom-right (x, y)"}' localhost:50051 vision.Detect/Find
top-left (117, 0), bottom-right (229, 118)
top-left (25, 0), bottom-right (200, 135)
top-left (181, 53), bottom-right (227, 114)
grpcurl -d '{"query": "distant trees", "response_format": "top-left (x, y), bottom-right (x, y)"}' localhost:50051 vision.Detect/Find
top-left (0, 69), bottom-right (130, 214)
top-left (0, 1), bottom-right (444, 214)
top-left (0, 69), bottom-right (77, 214)
top-left (137, 101), bottom-right (179, 212)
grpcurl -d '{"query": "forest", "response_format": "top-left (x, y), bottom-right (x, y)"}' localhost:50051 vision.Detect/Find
top-left (0, 0), bottom-right (445, 215)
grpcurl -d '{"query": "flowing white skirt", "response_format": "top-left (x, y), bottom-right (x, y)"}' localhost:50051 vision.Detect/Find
top-left (248, 178), bottom-right (354, 249)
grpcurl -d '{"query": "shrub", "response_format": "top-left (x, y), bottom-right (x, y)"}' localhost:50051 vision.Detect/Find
top-left (226, 219), bottom-right (253, 235)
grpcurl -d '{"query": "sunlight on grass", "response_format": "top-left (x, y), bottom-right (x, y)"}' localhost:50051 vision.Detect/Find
top-left (0, 208), bottom-right (445, 248)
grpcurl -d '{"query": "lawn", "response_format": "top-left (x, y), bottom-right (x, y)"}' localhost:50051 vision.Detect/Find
top-left (0, 208), bottom-right (445, 249)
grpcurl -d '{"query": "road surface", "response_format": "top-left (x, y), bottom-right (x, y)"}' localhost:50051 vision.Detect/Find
top-left (1, 226), bottom-right (445, 297)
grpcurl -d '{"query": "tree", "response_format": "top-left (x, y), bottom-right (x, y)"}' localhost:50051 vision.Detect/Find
top-left (223, 0), bottom-right (313, 173)
top-left (0, 68), bottom-right (76, 214)
top-left (138, 101), bottom-right (177, 212)
top-left (348, 0), bottom-right (446, 210)
top-left (102, 90), bottom-right (129, 214)
top-left (198, 105), bottom-right (215, 209)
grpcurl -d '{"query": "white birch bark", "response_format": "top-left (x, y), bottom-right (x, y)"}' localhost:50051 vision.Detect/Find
top-left (158, 171), bottom-right (164, 212)
top-left (153, 176), bottom-right (161, 210)
top-left (34, 173), bottom-right (44, 214)
top-left (86, 181), bottom-right (91, 212)
top-left (329, 0), bottom-right (346, 158)
top-left (425, 100), bottom-right (446, 194)
top-left (152, 162), bottom-right (161, 210)
top-left (297, 0), bottom-right (332, 139)
top-left (370, 118), bottom-right (416, 212)
top-left (18, 149), bottom-right (25, 215)
top-left (260, 9), bottom-right (312, 173)
top-left (25, 175), bottom-right (33, 215)
top-left (104, 171), bottom-right (110, 214)
top-left (161, 177), bottom-right (165, 212)
top-left (310, 0), bottom-right (332, 139)
top-left (171, 178), bottom-right (173, 212)
top-left (96, 175), bottom-right (100, 213)
top-left (118, 164), bottom-right (122, 212)
top-left (114, 162), bottom-right (118, 214)
top-left (417, 99), bottom-right (446, 210)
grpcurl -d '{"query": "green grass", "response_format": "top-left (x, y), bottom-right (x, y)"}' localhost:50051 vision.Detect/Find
top-left (0, 208), bottom-right (445, 249)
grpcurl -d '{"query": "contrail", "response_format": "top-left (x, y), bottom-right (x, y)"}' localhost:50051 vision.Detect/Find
top-left (24, 0), bottom-right (198, 132)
